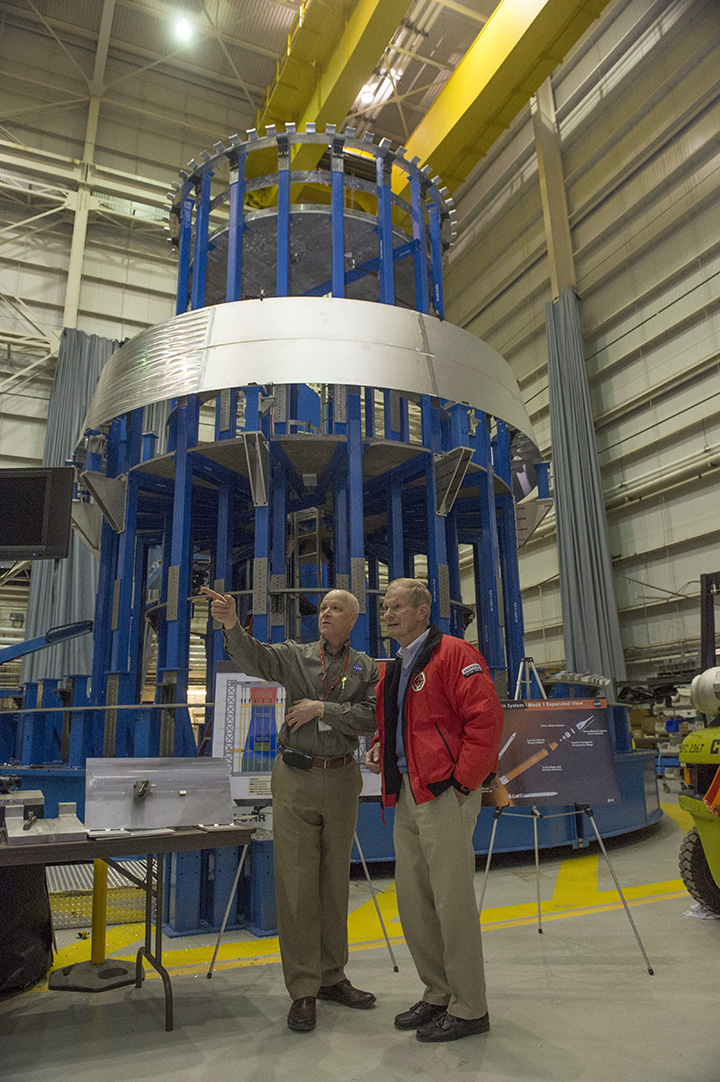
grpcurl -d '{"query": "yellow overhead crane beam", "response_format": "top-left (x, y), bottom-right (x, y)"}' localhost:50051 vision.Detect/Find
top-left (249, 0), bottom-right (409, 199)
top-left (393, 0), bottom-right (613, 200)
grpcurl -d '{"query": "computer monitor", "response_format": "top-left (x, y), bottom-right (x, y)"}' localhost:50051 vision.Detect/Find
top-left (0, 467), bottom-right (74, 560)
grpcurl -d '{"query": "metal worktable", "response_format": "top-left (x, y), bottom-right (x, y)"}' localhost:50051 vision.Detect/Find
top-left (0, 825), bottom-right (254, 1031)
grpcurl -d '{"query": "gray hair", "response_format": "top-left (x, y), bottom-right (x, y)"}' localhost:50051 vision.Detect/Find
top-left (386, 578), bottom-right (432, 612)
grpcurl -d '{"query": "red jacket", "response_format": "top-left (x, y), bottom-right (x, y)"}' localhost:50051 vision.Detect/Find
top-left (376, 625), bottom-right (504, 807)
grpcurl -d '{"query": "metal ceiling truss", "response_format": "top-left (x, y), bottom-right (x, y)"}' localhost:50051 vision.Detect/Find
top-left (393, 0), bottom-right (614, 197)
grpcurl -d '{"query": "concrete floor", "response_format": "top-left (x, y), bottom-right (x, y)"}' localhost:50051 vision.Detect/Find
top-left (1, 795), bottom-right (718, 1082)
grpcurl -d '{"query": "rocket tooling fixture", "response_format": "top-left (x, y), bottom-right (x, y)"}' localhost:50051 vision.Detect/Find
top-left (72, 120), bottom-right (548, 752)
top-left (5, 122), bottom-right (660, 889)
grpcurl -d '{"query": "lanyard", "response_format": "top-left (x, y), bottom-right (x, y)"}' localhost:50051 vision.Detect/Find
top-left (318, 641), bottom-right (350, 697)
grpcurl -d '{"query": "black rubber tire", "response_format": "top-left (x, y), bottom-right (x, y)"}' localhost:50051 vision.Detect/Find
top-left (679, 826), bottom-right (720, 914)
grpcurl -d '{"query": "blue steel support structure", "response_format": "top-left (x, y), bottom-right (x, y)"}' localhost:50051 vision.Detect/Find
top-left (494, 421), bottom-right (525, 686)
top-left (6, 123), bottom-right (631, 934)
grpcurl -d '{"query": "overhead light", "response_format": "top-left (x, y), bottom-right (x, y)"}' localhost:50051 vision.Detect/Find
top-left (175, 16), bottom-right (192, 41)
top-left (360, 86), bottom-right (375, 106)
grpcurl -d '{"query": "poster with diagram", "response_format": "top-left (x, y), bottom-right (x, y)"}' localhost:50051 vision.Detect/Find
top-left (211, 664), bottom-right (380, 802)
top-left (494, 699), bottom-right (620, 806)
top-left (212, 667), bottom-right (286, 801)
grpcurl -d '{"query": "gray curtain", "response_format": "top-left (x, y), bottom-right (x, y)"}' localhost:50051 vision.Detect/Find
top-left (546, 288), bottom-right (626, 680)
top-left (23, 328), bottom-right (121, 683)
top-left (144, 399), bottom-right (170, 456)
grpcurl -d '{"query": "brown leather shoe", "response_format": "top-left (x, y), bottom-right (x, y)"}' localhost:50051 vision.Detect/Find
top-left (287, 997), bottom-right (316, 1031)
top-left (394, 1000), bottom-right (447, 1030)
top-left (416, 1010), bottom-right (490, 1042)
top-left (317, 978), bottom-right (376, 1009)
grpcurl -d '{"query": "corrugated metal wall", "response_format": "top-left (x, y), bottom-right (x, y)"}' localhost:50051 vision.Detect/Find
top-left (446, 0), bottom-right (720, 682)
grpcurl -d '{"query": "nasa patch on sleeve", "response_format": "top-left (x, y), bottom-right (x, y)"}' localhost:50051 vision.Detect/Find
top-left (461, 663), bottom-right (483, 677)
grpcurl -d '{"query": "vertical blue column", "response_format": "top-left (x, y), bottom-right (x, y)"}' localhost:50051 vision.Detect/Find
top-left (190, 171), bottom-right (212, 311)
top-left (243, 385), bottom-right (261, 431)
top-left (276, 133), bottom-right (290, 297)
top-left (334, 467), bottom-right (349, 587)
top-left (446, 510), bottom-right (463, 639)
top-left (107, 413), bottom-right (142, 690)
top-left (535, 460), bottom-right (550, 498)
top-left (347, 390), bottom-right (368, 650)
top-left (129, 537), bottom-right (149, 703)
top-left (367, 554), bottom-right (380, 658)
top-left (208, 479), bottom-right (233, 711)
top-left (376, 151), bottom-right (395, 305)
top-left (67, 675), bottom-right (92, 766)
top-left (410, 176), bottom-right (429, 315)
top-left (427, 199), bottom-right (445, 319)
top-left (447, 404), bottom-right (469, 639)
top-left (387, 483), bottom-right (404, 585)
top-left (473, 412), bottom-right (506, 680)
top-left (252, 504), bottom-right (271, 642)
top-left (141, 432), bottom-right (156, 461)
top-left (161, 397), bottom-right (195, 750)
top-left (123, 407), bottom-right (143, 472)
top-left (226, 148), bottom-right (246, 302)
top-left (89, 420), bottom-right (122, 753)
top-left (155, 506), bottom-right (173, 685)
top-left (91, 517), bottom-right (118, 711)
top-left (19, 683), bottom-right (43, 765)
top-left (175, 195), bottom-right (194, 316)
top-left (270, 463), bottom-right (286, 643)
top-left (107, 470), bottom-right (140, 754)
top-left (421, 395), bottom-right (449, 633)
top-left (330, 132), bottom-right (345, 297)
top-left (494, 422), bottom-right (524, 683)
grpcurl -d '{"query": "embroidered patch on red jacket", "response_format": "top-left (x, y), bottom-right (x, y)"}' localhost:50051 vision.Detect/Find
top-left (411, 672), bottom-right (426, 691)
top-left (461, 663), bottom-right (483, 677)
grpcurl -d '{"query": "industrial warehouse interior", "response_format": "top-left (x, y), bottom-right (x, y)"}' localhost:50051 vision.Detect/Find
top-left (0, 1), bottom-right (719, 1080)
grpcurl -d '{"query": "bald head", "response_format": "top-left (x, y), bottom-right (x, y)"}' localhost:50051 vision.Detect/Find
top-left (318, 589), bottom-right (360, 650)
top-left (323, 589), bottom-right (359, 614)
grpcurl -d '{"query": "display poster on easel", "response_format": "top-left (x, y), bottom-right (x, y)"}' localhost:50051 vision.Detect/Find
top-left (495, 699), bottom-right (620, 806)
top-left (211, 665), bottom-right (380, 803)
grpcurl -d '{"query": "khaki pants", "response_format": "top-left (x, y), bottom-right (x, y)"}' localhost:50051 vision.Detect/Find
top-left (394, 777), bottom-right (487, 1020)
top-left (271, 755), bottom-right (363, 1000)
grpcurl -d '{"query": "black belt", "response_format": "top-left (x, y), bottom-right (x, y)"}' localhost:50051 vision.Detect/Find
top-left (280, 746), bottom-right (354, 770)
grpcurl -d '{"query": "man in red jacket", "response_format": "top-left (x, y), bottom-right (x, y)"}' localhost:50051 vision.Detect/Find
top-left (365, 577), bottom-right (504, 1043)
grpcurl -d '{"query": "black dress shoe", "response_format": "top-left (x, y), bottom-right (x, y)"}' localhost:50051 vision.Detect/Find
top-left (394, 1001), bottom-right (447, 1030)
top-left (416, 1010), bottom-right (490, 1043)
top-left (317, 978), bottom-right (376, 1008)
top-left (287, 997), bottom-right (316, 1031)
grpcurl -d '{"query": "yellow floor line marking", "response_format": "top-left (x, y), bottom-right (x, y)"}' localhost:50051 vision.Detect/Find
top-left (42, 854), bottom-right (692, 986)
top-left (131, 878), bottom-right (689, 977)
top-left (661, 800), bottom-right (694, 832)
top-left (550, 852), bottom-right (599, 908)
top-left (133, 887), bottom-right (691, 978)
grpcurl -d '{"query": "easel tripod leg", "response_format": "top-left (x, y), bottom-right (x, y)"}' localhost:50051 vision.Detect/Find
top-left (354, 831), bottom-right (399, 972)
top-left (581, 807), bottom-right (654, 975)
top-left (207, 844), bottom-right (249, 979)
top-left (478, 807), bottom-right (502, 913)
top-left (532, 808), bottom-right (543, 933)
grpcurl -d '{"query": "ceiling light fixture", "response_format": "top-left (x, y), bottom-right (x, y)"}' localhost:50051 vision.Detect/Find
top-left (175, 17), bottom-right (192, 41)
